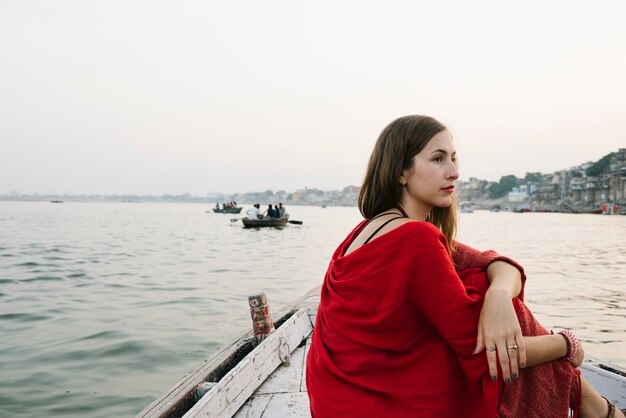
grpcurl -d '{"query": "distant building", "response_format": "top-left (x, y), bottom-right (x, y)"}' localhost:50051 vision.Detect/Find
top-left (535, 174), bottom-right (560, 203)
top-left (608, 148), bottom-right (626, 202)
top-left (508, 185), bottom-right (528, 203)
top-left (457, 177), bottom-right (488, 201)
top-left (291, 190), bottom-right (305, 203)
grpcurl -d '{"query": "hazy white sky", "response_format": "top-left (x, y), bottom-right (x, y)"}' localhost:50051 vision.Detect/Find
top-left (1, 0), bottom-right (625, 195)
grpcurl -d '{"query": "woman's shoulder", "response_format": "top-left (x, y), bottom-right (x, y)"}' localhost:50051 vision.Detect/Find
top-left (331, 219), bottom-right (369, 257)
top-left (397, 221), bottom-right (450, 250)
top-left (397, 220), bottom-right (445, 239)
top-left (380, 222), bottom-right (452, 269)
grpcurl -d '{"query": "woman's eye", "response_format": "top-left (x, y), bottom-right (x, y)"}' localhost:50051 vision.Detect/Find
top-left (433, 156), bottom-right (442, 162)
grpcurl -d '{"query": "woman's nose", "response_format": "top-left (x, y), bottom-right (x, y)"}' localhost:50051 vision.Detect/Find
top-left (448, 162), bottom-right (459, 180)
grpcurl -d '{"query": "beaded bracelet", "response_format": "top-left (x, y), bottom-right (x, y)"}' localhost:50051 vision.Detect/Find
top-left (557, 330), bottom-right (579, 361)
top-left (557, 332), bottom-right (571, 358)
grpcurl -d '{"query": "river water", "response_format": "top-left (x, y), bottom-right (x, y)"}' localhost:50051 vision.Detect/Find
top-left (0, 202), bottom-right (624, 417)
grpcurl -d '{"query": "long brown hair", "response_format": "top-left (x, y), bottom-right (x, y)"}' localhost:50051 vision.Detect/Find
top-left (358, 115), bottom-right (458, 247)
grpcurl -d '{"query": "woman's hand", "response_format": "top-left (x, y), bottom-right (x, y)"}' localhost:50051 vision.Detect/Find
top-left (474, 288), bottom-right (527, 383)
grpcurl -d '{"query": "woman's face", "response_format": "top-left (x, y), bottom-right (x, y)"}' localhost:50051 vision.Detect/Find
top-left (400, 130), bottom-right (459, 219)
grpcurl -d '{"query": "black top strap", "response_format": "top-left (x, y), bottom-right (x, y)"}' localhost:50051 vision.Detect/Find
top-left (343, 211), bottom-right (409, 256)
top-left (370, 211), bottom-right (403, 221)
top-left (396, 205), bottom-right (408, 218)
top-left (363, 216), bottom-right (406, 245)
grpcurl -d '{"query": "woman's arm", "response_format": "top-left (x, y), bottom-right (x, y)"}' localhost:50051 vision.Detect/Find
top-left (408, 227), bottom-right (524, 386)
top-left (477, 261), bottom-right (526, 383)
top-left (523, 333), bottom-right (584, 368)
top-left (452, 242), bottom-right (526, 299)
top-left (482, 333), bottom-right (583, 382)
top-left (453, 242), bottom-right (527, 383)
top-left (412, 229), bottom-right (581, 387)
top-left (486, 260), bottom-right (522, 298)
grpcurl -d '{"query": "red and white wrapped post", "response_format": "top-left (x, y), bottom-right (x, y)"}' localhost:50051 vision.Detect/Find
top-left (248, 292), bottom-right (275, 343)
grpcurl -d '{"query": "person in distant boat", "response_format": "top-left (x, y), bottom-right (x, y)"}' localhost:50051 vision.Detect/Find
top-left (215, 203), bottom-right (219, 210)
top-left (306, 115), bottom-right (623, 418)
top-left (277, 202), bottom-right (286, 218)
top-left (246, 204), bottom-right (262, 220)
top-left (264, 204), bottom-right (278, 219)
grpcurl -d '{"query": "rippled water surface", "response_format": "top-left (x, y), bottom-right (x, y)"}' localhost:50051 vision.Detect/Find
top-left (1, 202), bottom-right (624, 417)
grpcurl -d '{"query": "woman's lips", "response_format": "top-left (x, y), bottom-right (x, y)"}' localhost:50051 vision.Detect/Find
top-left (442, 186), bottom-right (455, 193)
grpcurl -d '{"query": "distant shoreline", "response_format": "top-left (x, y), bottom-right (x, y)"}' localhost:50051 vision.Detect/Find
top-left (2, 197), bottom-right (623, 216)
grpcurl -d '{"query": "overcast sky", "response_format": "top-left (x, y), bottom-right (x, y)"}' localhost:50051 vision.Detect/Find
top-left (1, 0), bottom-right (625, 195)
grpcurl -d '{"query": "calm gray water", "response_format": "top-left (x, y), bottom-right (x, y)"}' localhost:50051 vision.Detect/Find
top-left (0, 202), bottom-right (624, 417)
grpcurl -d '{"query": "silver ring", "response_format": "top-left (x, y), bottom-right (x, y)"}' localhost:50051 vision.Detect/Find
top-left (488, 346), bottom-right (496, 352)
top-left (507, 344), bottom-right (518, 350)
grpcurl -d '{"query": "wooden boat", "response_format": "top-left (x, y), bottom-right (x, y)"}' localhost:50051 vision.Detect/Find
top-left (459, 201), bottom-right (475, 213)
top-left (241, 217), bottom-right (288, 228)
top-left (137, 287), bottom-right (626, 418)
top-left (212, 207), bottom-right (243, 214)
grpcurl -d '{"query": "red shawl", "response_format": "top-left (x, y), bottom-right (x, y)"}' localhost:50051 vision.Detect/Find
top-left (306, 220), bottom-right (580, 417)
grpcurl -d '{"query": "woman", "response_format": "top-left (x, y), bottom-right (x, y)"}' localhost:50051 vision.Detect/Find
top-left (306, 115), bottom-right (624, 417)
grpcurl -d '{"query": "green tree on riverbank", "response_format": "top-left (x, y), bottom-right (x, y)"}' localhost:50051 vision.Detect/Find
top-left (488, 175), bottom-right (519, 198)
top-left (586, 152), bottom-right (614, 177)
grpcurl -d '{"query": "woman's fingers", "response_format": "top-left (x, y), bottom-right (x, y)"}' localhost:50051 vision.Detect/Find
top-left (486, 333), bottom-right (524, 384)
top-left (515, 330), bottom-right (527, 369)
top-left (486, 344), bottom-right (498, 381)
top-left (496, 340), bottom-right (513, 383)
top-left (476, 295), bottom-right (525, 383)
top-left (506, 341), bottom-right (519, 380)
top-left (474, 327), bottom-right (485, 354)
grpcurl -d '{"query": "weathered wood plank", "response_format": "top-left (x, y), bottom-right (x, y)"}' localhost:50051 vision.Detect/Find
top-left (256, 344), bottom-right (306, 395)
top-left (183, 309), bottom-right (313, 418)
top-left (300, 337), bottom-right (312, 393)
top-left (302, 293), bottom-right (319, 327)
top-left (232, 394), bottom-right (273, 418)
top-left (258, 392), bottom-right (310, 417)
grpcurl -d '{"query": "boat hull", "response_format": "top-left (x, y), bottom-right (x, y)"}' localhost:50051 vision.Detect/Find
top-left (241, 217), bottom-right (288, 228)
top-left (213, 207), bottom-right (243, 214)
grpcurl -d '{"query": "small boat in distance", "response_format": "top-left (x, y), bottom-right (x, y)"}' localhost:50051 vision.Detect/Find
top-left (242, 217), bottom-right (289, 228)
top-left (212, 207), bottom-right (243, 214)
top-left (459, 201), bottom-right (474, 213)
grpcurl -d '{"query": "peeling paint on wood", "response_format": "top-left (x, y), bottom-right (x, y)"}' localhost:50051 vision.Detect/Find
top-left (182, 309), bottom-right (313, 417)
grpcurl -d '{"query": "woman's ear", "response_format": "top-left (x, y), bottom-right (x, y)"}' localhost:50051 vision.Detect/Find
top-left (400, 165), bottom-right (414, 186)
